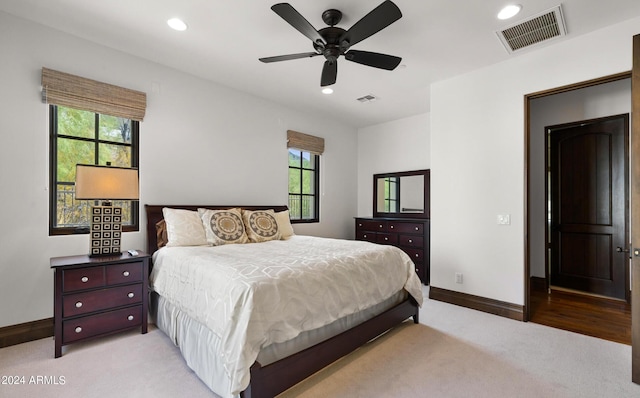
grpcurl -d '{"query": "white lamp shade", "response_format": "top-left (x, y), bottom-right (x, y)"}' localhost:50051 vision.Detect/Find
top-left (75, 164), bottom-right (139, 200)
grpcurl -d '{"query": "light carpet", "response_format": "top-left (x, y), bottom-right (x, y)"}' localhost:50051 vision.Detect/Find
top-left (1, 286), bottom-right (639, 397)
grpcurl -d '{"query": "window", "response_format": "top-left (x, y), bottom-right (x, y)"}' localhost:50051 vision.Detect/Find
top-left (49, 105), bottom-right (139, 235)
top-left (288, 148), bottom-right (320, 222)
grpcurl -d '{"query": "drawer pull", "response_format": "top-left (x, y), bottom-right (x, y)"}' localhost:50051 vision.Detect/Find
top-left (75, 302), bottom-right (83, 308)
top-left (415, 227), bottom-right (419, 231)
top-left (379, 224), bottom-right (383, 228)
top-left (384, 237), bottom-right (388, 241)
top-left (363, 234), bottom-right (368, 238)
top-left (81, 276), bottom-right (89, 283)
top-left (128, 292), bottom-right (135, 298)
top-left (390, 225), bottom-right (394, 229)
top-left (415, 253), bottom-right (420, 258)
top-left (75, 327), bottom-right (82, 333)
top-left (358, 223), bottom-right (362, 227)
top-left (127, 315), bottom-right (134, 321)
top-left (123, 271), bottom-right (130, 277)
top-left (408, 239), bottom-right (413, 243)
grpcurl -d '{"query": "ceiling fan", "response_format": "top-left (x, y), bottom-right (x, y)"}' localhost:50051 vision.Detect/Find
top-left (259, 1), bottom-right (403, 87)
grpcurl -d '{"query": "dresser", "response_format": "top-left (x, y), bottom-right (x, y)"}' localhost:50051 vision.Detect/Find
top-left (51, 251), bottom-right (149, 357)
top-left (355, 218), bottom-right (430, 285)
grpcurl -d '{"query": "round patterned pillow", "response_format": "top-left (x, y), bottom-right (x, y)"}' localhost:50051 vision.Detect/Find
top-left (243, 210), bottom-right (282, 242)
top-left (198, 208), bottom-right (248, 245)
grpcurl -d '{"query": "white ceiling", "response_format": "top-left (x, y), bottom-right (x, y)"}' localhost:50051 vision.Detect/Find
top-left (2, 0), bottom-right (640, 128)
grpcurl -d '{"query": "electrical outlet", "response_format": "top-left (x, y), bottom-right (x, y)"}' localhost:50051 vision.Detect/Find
top-left (497, 214), bottom-right (511, 225)
top-left (455, 273), bottom-right (463, 284)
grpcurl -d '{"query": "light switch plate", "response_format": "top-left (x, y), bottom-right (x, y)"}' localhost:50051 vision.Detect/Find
top-left (497, 214), bottom-right (511, 225)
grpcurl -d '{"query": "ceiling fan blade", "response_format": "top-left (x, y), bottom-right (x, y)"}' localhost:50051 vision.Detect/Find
top-left (259, 52), bottom-right (320, 63)
top-left (344, 50), bottom-right (402, 70)
top-left (271, 3), bottom-right (326, 46)
top-left (320, 61), bottom-right (337, 87)
top-left (339, 1), bottom-right (402, 48)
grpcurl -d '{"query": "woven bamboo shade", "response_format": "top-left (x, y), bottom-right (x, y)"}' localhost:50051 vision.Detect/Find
top-left (41, 67), bottom-right (147, 121)
top-left (287, 130), bottom-right (325, 155)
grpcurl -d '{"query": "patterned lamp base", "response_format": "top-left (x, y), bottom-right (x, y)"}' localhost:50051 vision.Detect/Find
top-left (89, 205), bottom-right (122, 257)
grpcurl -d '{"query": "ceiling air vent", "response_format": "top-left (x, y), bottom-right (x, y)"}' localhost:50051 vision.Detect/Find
top-left (496, 5), bottom-right (567, 54)
top-left (357, 94), bottom-right (379, 103)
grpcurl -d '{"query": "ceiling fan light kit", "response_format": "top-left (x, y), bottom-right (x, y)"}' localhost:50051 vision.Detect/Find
top-left (259, 1), bottom-right (403, 87)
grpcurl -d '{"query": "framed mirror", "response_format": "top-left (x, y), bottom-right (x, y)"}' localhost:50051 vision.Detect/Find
top-left (373, 169), bottom-right (430, 219)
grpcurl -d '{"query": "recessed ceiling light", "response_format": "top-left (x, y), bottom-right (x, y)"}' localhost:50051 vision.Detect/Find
top-left (167, 18), bottom-right (187, 31)
top-left (322, 88), bottom-right (333, 95)
top-left (497, 4), bottom-right (522, 20)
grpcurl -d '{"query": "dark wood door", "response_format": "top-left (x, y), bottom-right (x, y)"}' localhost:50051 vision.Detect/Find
top-left (631, 33), bottom-right (640, 384)
top-left (549, 114), bottom-right (629, 300)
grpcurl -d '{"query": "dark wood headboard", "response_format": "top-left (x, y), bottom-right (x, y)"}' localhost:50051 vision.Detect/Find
top-left (144, 204), bottom-right (289, 255)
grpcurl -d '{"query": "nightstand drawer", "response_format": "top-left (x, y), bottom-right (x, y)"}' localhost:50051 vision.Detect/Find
top-left (63, 267), bottom-right (105, 292)
top-left (399, 234), bottom-right (423, 248)
top-left (63, 284), bottom-right (143, 317)
top-left (63, 305), bottom-right (143, 344)
top-left (106, 262), bottom-right (143, 285)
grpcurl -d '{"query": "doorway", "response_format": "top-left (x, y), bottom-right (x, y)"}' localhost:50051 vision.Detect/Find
top-left (547, 114), bottom-right (629, 301)
top-left (525, 73), bottom-right (632, 343)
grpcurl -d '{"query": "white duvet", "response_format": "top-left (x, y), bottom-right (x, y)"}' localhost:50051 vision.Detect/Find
top-left (150, 235), bottom-right (423, 397)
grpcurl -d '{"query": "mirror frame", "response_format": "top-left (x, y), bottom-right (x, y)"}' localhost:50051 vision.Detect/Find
top-left (373, 169), bottom-right (430, 219)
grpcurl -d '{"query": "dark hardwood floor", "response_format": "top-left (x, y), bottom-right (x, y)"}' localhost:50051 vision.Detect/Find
top-left (529, 279), bottom-right (631, 345)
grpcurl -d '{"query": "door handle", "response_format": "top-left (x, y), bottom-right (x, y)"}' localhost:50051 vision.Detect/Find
top-left (616, 247), bottom-right (630, 253)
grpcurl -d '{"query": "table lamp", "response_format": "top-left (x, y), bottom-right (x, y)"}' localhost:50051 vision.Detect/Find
top-left (75, 164), bottom-right (139, 257)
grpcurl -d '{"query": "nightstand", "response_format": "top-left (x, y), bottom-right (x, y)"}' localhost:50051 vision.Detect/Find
top-left (50, 251), bottom-right (149, 358)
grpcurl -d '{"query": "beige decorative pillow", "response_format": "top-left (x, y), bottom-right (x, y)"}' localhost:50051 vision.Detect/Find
top-left (274, 210), bottom-right (294, 239)
top-left (198, 208), bottom-right (248, 246)
top-left (242, 209), bottom-right (281, 243)
top-left (162, 208), bottom-right (208, 247)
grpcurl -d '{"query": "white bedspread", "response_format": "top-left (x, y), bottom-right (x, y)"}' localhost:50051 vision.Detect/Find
top-left (150, 235), bottom-right (423, 397)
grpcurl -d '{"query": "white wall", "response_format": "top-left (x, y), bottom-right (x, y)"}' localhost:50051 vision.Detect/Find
top-left (0, 12), bottom-right (358, 328)
top-left (529, 79), bottom-right (631, 278)
top-left (356, 113), bottom-right (430, 217)
top-left (431, 17), bottom-right (640, 306)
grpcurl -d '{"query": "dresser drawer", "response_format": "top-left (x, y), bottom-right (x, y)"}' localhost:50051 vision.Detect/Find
top-left (388, 222), bottom-right (424, 234)
top-left (376, 233), bottom-right (398, 245)
top-left (356, 230), bottom-right (377, 242)
top-left (398, 234), bottom-right (423, 248)
top-left (414, 263), bottom-right (425, 281)
top-left (106, 262), bottom-right (143, 285)
top-left (63, 305), bottom-right (143, 344)
top-left (356, 220), bottom-right (387, 232)
top-left (401, 247), bottom-right (424, 263)
top-left (63, 267), bottom-right (105, 292)
top-left (63, 284), bottom-right (143, 317)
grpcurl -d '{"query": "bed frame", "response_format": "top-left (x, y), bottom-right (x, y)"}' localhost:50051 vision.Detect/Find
top-left (145, 204), bottom-right (420, 398)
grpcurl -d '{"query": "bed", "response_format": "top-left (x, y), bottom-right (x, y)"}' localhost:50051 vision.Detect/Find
top-left (145, 205), bottom-right (423, 398)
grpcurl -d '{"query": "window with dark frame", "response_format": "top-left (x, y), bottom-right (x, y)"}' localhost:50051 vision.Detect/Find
top-left (288, 148), bottom-right (320, 223)
top-left (49, 105), bottom-right (139, 235)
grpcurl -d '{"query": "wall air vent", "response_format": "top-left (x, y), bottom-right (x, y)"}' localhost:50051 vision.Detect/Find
top-left (496, 5), bottom-right (567, 54)
top-left (357, 94), bottom-right (379, 103)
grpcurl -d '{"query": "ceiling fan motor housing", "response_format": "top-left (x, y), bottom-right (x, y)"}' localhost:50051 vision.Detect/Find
top-left (315, 26), bottom-right (350, 59)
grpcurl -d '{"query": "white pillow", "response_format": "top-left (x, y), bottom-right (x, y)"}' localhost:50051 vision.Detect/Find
top-left (274, 210), bottom-right (294, 239)
top-left (162, 208), bottom-right (208, 247)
